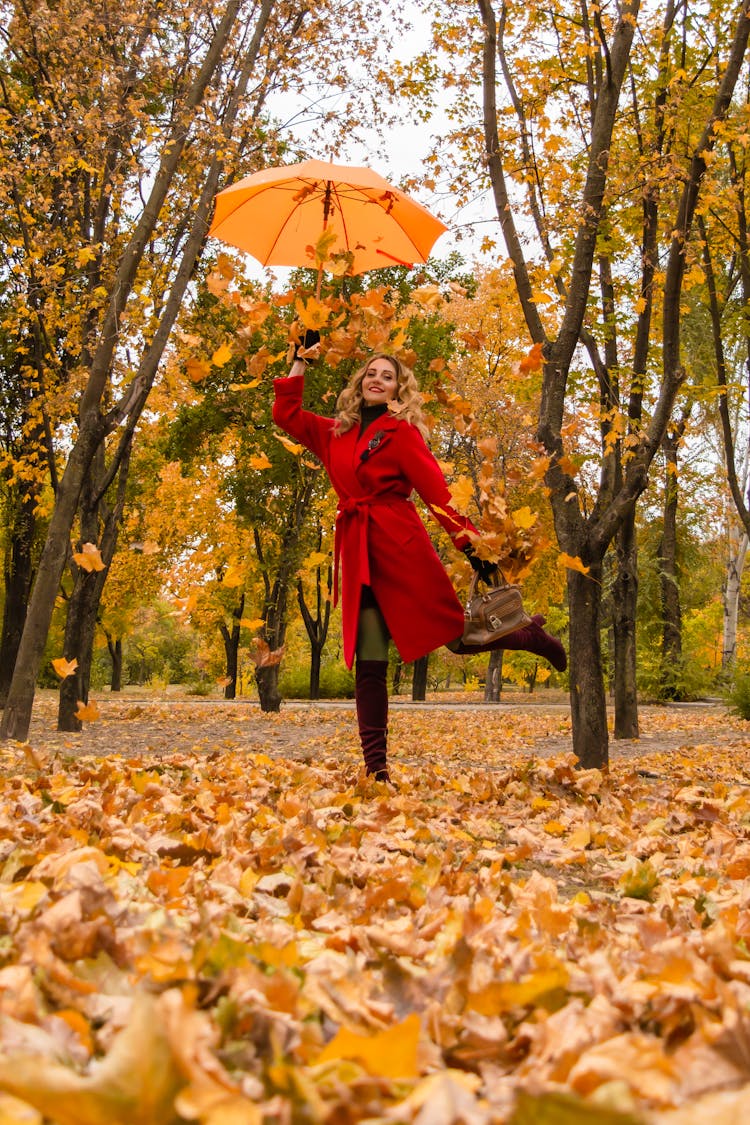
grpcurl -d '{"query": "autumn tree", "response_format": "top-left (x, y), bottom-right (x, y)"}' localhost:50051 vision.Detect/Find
top-left (0, 0), bottom-right (400, 738)
top-left (408, 0), bottom-right (750, 764)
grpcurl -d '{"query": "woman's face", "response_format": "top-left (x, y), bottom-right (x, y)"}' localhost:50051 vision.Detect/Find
top-left (361, 357), bottom-right (399, 405)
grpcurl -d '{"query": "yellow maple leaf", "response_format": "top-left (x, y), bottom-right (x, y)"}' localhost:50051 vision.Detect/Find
top-left (72, 543), bottom-right (105, 572)
top-left (206, 271), bottom-right (229, 296)
top-left (448, 475), bottom-right (475, 514)
top-left (75, 700), bottom-right (99, 723)
top-left (294, 296), bottom-right (329, 331)
top-left (316, 1013), bottom-right (421, 1079)
top-left (310, 226), bottom-right (339, 267)
top-left (240, 618), bottom-right (265, 630)
top-left (557, 552), bottom-right (590, 575)
top-left (229, 379), bottom-right (261, 392)
top-left (512, 506), bottom-right (538, 530)
top-left (52, 657), bottom-right (78, 679)
top-left (248, 453), bottom-right (272, 470)
top-left (273, 433), bottom-right (304, 456)
top-left (211, 342), bottom-right (233, 367)
top-left (411, 284), bottom-right (443, 309)
top-left (185, 358), bottom-right (210, 384)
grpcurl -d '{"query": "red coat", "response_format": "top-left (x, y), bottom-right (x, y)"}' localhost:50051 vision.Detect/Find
top-left (273, 374), bottom-right (476, 668)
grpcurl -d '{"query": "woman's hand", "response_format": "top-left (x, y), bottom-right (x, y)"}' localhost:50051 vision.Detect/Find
top-left (295, 328), bottom-right (321, 362)
top-left (463, 545), bottom-right (498, 585)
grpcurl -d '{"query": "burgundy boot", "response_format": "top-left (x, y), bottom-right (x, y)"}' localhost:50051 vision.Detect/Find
top-left (455, 614), bottom-right (567, 672)
top-left (355, 659), bottom-right (390, 781)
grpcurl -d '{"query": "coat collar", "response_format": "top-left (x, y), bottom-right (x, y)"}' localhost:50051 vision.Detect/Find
top-left (354, 411), bottom-right (400, 465)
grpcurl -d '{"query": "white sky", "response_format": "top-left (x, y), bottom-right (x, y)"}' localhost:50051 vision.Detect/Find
top-left (237, 7), bottom-right (496, 284)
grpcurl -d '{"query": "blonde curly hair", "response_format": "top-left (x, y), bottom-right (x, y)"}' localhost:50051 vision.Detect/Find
top-left (334, 354), bottom-right (429, 440)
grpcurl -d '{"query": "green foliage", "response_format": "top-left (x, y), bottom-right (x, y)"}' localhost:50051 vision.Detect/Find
top-left (724, 665), bottom-right (750, 721)
top-left (279, 661), bottom-right (354, 700)
top-left (90, 602), bottom-right (210, 689)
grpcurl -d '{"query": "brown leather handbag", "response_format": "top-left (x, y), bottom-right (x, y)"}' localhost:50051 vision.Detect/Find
top-left (462, 571), bottom-right (531, 646)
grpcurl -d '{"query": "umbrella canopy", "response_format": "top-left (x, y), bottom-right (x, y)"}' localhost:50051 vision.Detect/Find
top-left (208, 158), bottom-right (448, 276)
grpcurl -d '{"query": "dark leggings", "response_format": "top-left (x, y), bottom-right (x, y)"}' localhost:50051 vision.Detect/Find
top-left (356, 587), bottom-right (391, 662)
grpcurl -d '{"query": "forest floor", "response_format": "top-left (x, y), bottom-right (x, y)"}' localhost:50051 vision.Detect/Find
top-left (2, 689), bottom-right (750, 1124)
top-left (13, 687), bottom-right (743, 774)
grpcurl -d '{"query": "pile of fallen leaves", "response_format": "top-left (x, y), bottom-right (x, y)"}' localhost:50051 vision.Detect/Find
top-left (2, 703), bottom-right (750, 1123)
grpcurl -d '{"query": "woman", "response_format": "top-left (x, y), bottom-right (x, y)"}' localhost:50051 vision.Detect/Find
top-left (273, 344), bottom-right (566, 781)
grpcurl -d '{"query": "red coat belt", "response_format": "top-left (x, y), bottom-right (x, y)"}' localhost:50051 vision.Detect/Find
top-left (333, 494), bottom-right (407, 606)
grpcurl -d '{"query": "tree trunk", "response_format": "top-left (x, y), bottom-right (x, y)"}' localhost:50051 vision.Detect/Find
top-left (58, 566), bottom-right (109, 730)
top-left (219, 593), bottom-right (244, 700)
top-left (309, 645), bottom-right (322, 700)
top-left (255, 665), bottom-right (282, 712)
top-left (1, 429), bottom-right (103, 740)
top-left (613, 511), bottom-right (639, 738)
top-left (484, 649), bottom-right (503, 702)
top-left (220, 623), bottom-right (240, 700)
top-left (108, 635), bottom-right (123, 692)
top-left (0, 491), bottom-right (36, 708)
top-left (297, 551), bottom-right (332, 702)
top-left (567, 565), bottom-right (609, 769)
top-left (723, 529), bottom-right (748, 669)
top-left (392, 657), bottom-right (402, 696)
top-left (0, 0), bottom-right (277, 742)
top-left (412, 655), bottom-right (429, 701)
top-left (658, 431), bottom-right (684, 699)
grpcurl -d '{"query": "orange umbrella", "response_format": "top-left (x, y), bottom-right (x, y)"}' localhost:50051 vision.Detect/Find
top-left (209, 158), bottom-right (448, 279)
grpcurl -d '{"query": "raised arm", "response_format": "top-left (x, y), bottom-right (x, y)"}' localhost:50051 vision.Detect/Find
top-left (397, 423), bottom-right (477, 551)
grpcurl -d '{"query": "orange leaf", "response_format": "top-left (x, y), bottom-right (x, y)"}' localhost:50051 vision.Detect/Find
top-left (558, 552), bottom-right (590, 575)
top-left (273, 433), bottom-right (304, 456)
top-left (52, 656), bottom-right (78, 679)
top-left (248, 453), bottom-right (272, 470)
top-left (316, 1013), bottom-right (421, 1079)
top-left (72, 542), bottom-right (105, 572)
top-left (186, 358), bottom-right (211, 383)
top-left (210, 342), bottom-right (233, 367)
top-left (249, 639), bottom-right (285, 667)
top-left (74, 700), bottom-right (99, 722)
top-left (519, 342), bottom-right (544, 373)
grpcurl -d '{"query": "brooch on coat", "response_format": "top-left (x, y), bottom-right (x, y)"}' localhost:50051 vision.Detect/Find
top-left (360, 430), bottom-right (385, 463)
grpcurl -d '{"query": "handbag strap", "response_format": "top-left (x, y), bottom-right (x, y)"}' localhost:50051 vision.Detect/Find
top-left (466, 565), bottom-right (508, 606)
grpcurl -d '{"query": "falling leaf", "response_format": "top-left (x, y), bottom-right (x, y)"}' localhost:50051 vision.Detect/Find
top-left (240, 618), bottom-right (265, 630)
top-left (248, 453), bottom-right (272, 470)
top-left (0, 993), bottom-right (183, 1125)
top-left (411, 284), bottom-right (444, 309)
top-left (72, 543), bottom-right (105, 572)
top-left (211, 343), bottom-right (233, 367)
top-left (51, 657), bottom-right (78, 680)
top-left (619, 860), bottom-right (659, 901)
top-left (448, 476), bottom-right (475, 514)
top-left (273, 433), bottom-right (304, 456)
top-left (512, 506), bottom-right (538, 530)
top-left (519, 342), bottom-right (545, 373)
top-left (249, 639), bottom-right (285, 667)
top-left (74, 700), bottom-right (99, 723)
top-left (558, 552), bottom-right (590, 575)
top-left (229, 380), bottom-right (261, 392)
top-left (186, 358), bottom-right (211, 384)
top-left (294, 296), bottom-right (329, 331)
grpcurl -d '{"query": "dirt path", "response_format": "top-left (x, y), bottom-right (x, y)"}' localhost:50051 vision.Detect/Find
top-left (5, 692), bottom-right (745, 772)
